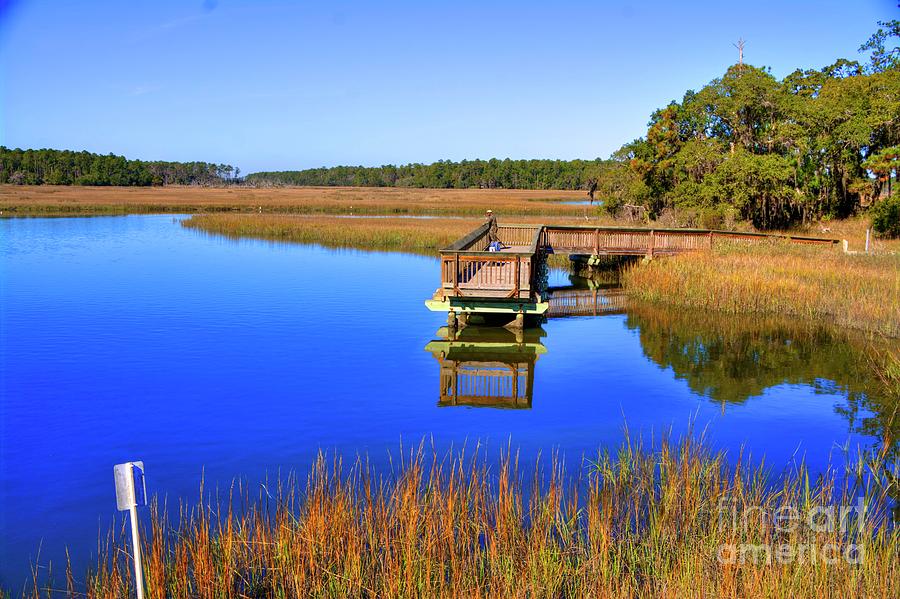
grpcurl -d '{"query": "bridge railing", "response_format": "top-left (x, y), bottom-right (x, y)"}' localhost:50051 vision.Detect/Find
top-left (541, 225), bottom-right (838, 256)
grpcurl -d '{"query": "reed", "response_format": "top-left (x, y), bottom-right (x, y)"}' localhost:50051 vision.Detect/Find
top-left (623, 241), bottom-right (900, 338)
top-left (180, 214), bottom-right (601, 253)
top-left (182, 214), bottom-right (480, 253)
top-left (20, 435), bottom-right (899, 598)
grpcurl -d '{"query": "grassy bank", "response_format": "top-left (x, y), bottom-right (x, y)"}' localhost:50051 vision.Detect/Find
top-left (0, 185), bottom-right (590, 217)
top-left (20, 436), bottom-right (898, 598)
top-left (181, 214), bottom-right (604, 253)
top-left (182, 214), bottom-right (482, 253)
top-left (623, 242), bottom-right (900, 338)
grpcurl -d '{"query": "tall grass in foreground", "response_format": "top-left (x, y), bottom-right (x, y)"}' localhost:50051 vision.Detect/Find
top-left (623, 242), bottom-right (900, 338)
top-left (21, 436), bottom-right (899, 598)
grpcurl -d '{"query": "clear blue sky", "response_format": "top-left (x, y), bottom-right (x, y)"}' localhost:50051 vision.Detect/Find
top-left (0, 0), bottom-right (895, 173)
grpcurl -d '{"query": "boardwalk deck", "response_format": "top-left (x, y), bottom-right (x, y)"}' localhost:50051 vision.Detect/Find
top-left (426, 223), bottom-right (840, 318)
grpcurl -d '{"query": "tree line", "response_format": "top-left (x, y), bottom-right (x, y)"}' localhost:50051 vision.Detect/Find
top-left (607, 20), bottom-right (900, 229)
top-left (246, 159), bottom-right (614, 190)
top-left (0, 147), bottom-right (240, 186)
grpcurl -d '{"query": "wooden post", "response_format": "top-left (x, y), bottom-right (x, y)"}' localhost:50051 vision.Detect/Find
top-left (515, 255), bottom-right (521, 298)
top-left (648, 230), bottom-right (655, 258)
top-left (594, 228), bottom-right (599, 255)
top-left (511, 364), bottom-right (518, 404)
top-left (511, 311), bottom-right (524, 329)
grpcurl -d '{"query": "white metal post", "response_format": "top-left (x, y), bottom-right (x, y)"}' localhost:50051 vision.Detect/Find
top-left (128, 463), bottom-right (145, 599)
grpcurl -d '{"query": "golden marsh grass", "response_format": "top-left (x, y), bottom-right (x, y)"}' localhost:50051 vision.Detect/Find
top-left (181, 214), bottom-right (602, 253)
top-left (0, 185), bottom-right (590, 217)
top-left (19, 435), bottom-right (899, 598)
top-left (623, 242), bottom-right (900, 338)
top-left (182, 214), bottom-right (481, 253)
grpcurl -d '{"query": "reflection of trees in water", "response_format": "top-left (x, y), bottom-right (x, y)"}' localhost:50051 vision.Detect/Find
top-left (626, 303), bottom-right (899, 461)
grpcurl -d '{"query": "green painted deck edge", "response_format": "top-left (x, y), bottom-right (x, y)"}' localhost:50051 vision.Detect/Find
top-left (425, 299), bottom-right (550, 314)
top-left (425, 340), bottom-right (548, 355)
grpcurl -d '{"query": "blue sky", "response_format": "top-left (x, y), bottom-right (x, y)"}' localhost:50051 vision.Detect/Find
top-left (0, 0), bottom-right (895, 173)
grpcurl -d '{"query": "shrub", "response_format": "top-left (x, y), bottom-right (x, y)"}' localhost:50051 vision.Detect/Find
top-left (871, 194), bottom-right (900, 238)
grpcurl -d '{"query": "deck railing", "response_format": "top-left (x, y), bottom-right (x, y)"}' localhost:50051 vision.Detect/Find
top-left (497, 224), bottom-right (541, 247)
top-left (439, 224), bottom-right (543, 301)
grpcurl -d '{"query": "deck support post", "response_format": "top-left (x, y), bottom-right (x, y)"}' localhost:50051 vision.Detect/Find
top-left (447, 310), bottom-right (458, 330)
top-left (509, 310), bottom-right (525, 330)
top-left (457, 312), bottom-right (468, 327)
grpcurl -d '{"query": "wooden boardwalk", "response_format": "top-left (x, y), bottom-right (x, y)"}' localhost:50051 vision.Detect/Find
top-left (426, 223), bottom-right (840, 317)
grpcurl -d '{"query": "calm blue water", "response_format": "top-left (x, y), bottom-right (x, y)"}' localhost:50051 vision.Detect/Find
top-left (0, 215), bottom-right (889, 589)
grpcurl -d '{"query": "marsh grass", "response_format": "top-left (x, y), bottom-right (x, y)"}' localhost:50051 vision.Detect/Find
top-left (19, 435), bottom-right (899, 598)
top-left (0, 185), bottom-right (591, 217)
top-left (875, 346), bottom-right (900, 401)
top-left (180, 214), bottom-right (601, 253)
top-left (788, 217), bottom-right (900, 255)
top-left (623, 241), bottom-right (900, 338)
top-left (182, 214), bottom-right (480, 253)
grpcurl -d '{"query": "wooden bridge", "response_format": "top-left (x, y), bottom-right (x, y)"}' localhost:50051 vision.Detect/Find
top-left (426, 223), bottom-right (839, 322)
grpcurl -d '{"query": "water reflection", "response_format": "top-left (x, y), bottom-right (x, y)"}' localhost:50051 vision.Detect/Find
top-left (426, 281), bottom-right (897, 462)
top-left (546, 278), bottom-right (626, 318)
top-left (626, 303), bottom-right (898, 460)
top-left (425, 326), bottom-right (547, 409)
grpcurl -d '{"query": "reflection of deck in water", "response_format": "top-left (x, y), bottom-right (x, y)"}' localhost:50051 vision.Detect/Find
top-left (425, 327), bottom-right (546, 409)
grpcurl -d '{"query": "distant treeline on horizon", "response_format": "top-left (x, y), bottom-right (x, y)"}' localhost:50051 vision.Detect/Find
top-left (0, 146), bottom-right (240, 186)
top-left (0, 146), bottom-right (606, 191)
top-left (245, 159), bottom-right (611, 190)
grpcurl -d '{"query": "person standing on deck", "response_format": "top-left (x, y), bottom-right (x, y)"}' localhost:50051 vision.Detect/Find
top-left (485, 209), bottom-right (500, 244)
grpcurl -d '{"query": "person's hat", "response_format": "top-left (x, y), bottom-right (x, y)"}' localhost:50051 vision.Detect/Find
top-left (486, 209), bottom-right (493, 213)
